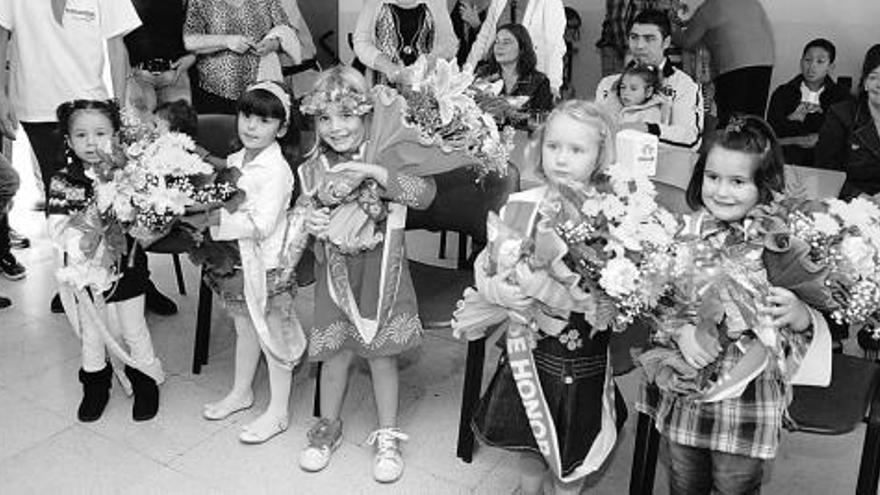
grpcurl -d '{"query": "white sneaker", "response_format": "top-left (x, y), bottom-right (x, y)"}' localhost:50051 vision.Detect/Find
top-left (299, 418), bottom-right (343, 472)
top-left (366, 427), bottom-right (409, 483)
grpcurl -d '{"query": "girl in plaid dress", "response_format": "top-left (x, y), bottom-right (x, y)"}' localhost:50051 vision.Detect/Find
top-left (639, 116), bottom-right (825, 494)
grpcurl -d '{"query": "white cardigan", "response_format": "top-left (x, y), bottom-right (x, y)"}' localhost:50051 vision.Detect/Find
top-left (465, 0), bottom-right (566, 93)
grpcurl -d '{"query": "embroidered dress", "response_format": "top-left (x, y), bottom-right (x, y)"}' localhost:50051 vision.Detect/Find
top-left (300, 151), bottom-right (436, 360)
top-left (467, 187), bottom-right (625, 481)
top-left (637, 217), bottom-right (815, 460)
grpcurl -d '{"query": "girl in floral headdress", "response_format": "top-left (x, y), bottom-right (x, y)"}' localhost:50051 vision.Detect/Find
top-left (295, 65), bottom-right (438, 484)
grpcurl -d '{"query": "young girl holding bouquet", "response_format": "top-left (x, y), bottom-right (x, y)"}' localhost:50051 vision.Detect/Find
top-left (640, 116), bottom-right (825, 494)
top-left (467, 100), bottom-right (627, 495)
top-left (195, 81), bottom-right (307, 445)
top-left (295, 66), bottom-right (438, 483)
top-left (48, 99), bottom-right (162, 422)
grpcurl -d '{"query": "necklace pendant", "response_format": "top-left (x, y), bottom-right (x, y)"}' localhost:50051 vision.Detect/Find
top-left (402, 45), bottom-right (414, 56)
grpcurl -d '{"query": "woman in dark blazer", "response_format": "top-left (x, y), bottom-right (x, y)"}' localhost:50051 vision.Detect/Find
top-left (815, 44), bottom-right (880, 199)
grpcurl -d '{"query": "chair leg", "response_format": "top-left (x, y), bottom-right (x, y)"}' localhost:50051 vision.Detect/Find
top-left (630, 411), bottom-right (661, 495)
top-left (457, 337), bottom-right (487, 463)
top-left (192, 272), bottom-right (213, 374)
top-left (857, 384), bottom-right (880, 495)
top-left (171, 253), bottom-right (186, 295)
top-left (313, 362), bottom-right (323, 418)
top-left (457, 234), bottom-right (468, 270)
top-left (438, 230), bottom-right (447, 259)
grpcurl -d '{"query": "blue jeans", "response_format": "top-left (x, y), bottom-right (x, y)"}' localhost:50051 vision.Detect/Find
top-left (667, 441), bottom-right (765, 495)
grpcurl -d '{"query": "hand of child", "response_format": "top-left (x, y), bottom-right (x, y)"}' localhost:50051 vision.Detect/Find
top-left (764, 287), bottom-right (811, 332)
top-left (180, 209), bottom-right (218, 232)
top-left (254, 37), bottom-right (280, 56)
top-left (674, 324), bottom-right (721, 369)
top-left (305, 206), bottom-right (331, 239)
top-left (226, 35), bottom-right (255, 54)
top-left (787, 103), bottom-right (810, 122)
top-left (333, 162), bottom-right (389, 188)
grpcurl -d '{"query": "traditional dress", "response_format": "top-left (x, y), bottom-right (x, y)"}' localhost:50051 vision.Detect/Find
top-left (299, 149), bottom-right (436, 360)
top-left (468, 187), bottom-right (626, 481)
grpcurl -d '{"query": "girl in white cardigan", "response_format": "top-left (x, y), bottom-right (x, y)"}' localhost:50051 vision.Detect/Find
top-left (196, 81), bottom-right (307, 444)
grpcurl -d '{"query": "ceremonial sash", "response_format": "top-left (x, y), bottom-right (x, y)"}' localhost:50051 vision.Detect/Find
top-left (501, 189), bottom-right (619, 481)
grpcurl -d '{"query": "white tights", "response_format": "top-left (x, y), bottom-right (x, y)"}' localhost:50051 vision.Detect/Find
top-left (81, 295), bottom-right (161, 378)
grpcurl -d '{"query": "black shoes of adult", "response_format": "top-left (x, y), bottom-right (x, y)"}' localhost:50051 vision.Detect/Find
top-left (9, 229), bottom-right (30, 249)
top-left (78, 364), bottom-right (112, 422)
top-left (124, 365), bottom-right (160, 421)
top-left (145, 282), bottom-right (177, 315)
top-left (0, 295), bottom-right (11, 309)
top-left (51, 293), bottom-right (65, 313)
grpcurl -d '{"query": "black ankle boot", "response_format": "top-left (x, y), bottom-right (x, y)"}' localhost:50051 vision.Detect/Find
top-left (78, 365), bottom-right (112, 422)
top-left (124, 365), bottom-right (159, 421)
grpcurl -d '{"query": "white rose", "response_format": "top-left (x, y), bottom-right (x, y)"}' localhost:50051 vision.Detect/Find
top-left (811, 212), bottom-right (840, 236)
top-left (841, 235), bottom-right (876, 274)
top-left (599, 256), bottom-right (640, 298)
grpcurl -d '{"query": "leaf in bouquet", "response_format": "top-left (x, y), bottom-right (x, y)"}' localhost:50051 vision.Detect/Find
top-left (215, 166), bottom-right (243, 187)
top-left (593, 292), bottom-right (618, 331)
top-left (188, 233), bottom-right (240, 277)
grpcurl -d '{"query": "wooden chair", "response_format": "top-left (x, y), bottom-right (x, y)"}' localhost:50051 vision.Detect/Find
top-left (629, 354), bottom-right (880, 495)
top-left (191, 114), bottom-right (238, 374)
top-left (312, 164), bottom-right (521, 418)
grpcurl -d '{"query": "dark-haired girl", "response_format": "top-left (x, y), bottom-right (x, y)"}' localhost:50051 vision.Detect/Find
top-left (194, 80), bottom-right (306, 445)
top-left (640, 116), bottom-right (825, 494)
top-left (48, 99), bottom-right (162, 423)
top-left (603, 63), bottom-right (668, 127)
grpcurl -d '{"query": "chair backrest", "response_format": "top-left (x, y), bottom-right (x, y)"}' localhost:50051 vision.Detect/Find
top-left (406, 164), bottom-right (521, 244)
top-left (196, 114), bottom-right (239, 158)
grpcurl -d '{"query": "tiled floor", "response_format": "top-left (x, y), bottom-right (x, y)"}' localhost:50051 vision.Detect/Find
top-left (0, 147), bottom-right (869, 494)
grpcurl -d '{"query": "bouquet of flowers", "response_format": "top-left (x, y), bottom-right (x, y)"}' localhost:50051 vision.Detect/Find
top-left (452, 141), bottom-right (679, 341)
top-left (395, 56), bottom-right (514, 179)
top-left (92, 110), bottom-right (237, 245)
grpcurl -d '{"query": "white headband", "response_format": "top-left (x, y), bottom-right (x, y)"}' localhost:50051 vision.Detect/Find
top-left (247, 81), bottom-right (292, 122)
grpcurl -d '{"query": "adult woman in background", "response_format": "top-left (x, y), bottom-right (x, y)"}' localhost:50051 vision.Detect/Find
top-left (352, 0), bottom-right (457, 85)
top-left (475, 23), bottom-right (553, 128)
top-left (184, 0), bottom-right (293, 114)
top-left (815, 44), bottom-right (880, 199)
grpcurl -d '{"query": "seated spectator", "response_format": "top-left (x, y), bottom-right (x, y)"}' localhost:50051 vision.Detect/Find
top-left (124, 0), bottom-right (196, 114)
top-left (596, 9), bottom-right (704, 150)
top-left (466, 0), bottom-right (566, 97)
top-left (600, 62), bottom-right (668, 127)
top-left (815, 44), bottom-right (880, 199)
top-left (474, 23), bottom-right (553, 127)
top-left (184, 0), bottom-right (295, 114)
top-left (450, 0), bottom-right (489, 67)
top-left (353, 0), bottom-right (457, 85)
top-left (767, 38), bottom-right (852, 167)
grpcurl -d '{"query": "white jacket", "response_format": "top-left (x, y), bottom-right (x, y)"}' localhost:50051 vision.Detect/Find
top-left (596, 61), bottom-right (704, 150)
top-left (465, 0), bottom-right (566, 94)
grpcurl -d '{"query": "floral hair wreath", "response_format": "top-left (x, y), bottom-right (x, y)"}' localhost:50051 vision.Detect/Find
top-left (299, 86), bottom-right (373, 117)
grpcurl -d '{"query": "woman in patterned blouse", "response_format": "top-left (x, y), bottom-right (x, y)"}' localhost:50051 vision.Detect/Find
top-left (184, 0), bottom-right (291, 114)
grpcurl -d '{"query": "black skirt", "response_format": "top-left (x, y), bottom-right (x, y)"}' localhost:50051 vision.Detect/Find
top-left (103, 236), bottom-right (149, 303)
top-left (472, 314), bottom-right (628, 477)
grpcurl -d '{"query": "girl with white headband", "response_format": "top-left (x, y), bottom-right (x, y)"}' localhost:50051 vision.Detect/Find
top-left (191, 80), bottom-right (308, 444)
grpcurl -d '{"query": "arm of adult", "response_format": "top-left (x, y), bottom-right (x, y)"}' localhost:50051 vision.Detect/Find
top-left (541, 0), bottom-right (567, 96)
top-left (183, 0), bottom-right (254, 55)
top-left (99, 0), bottom-right (142, 102)
top-left (813, 102), bottom-right (850, 171)
top-left (465, 0), bottom-right (505, 68)
top-left (428, 0), bottom-right (459, 61)
top-left (352, 0), bottom-right (404, 79)
top-left (674, 0), bottom-right (711, 50)
top-left (0, 25), bottom-right (16, 140)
